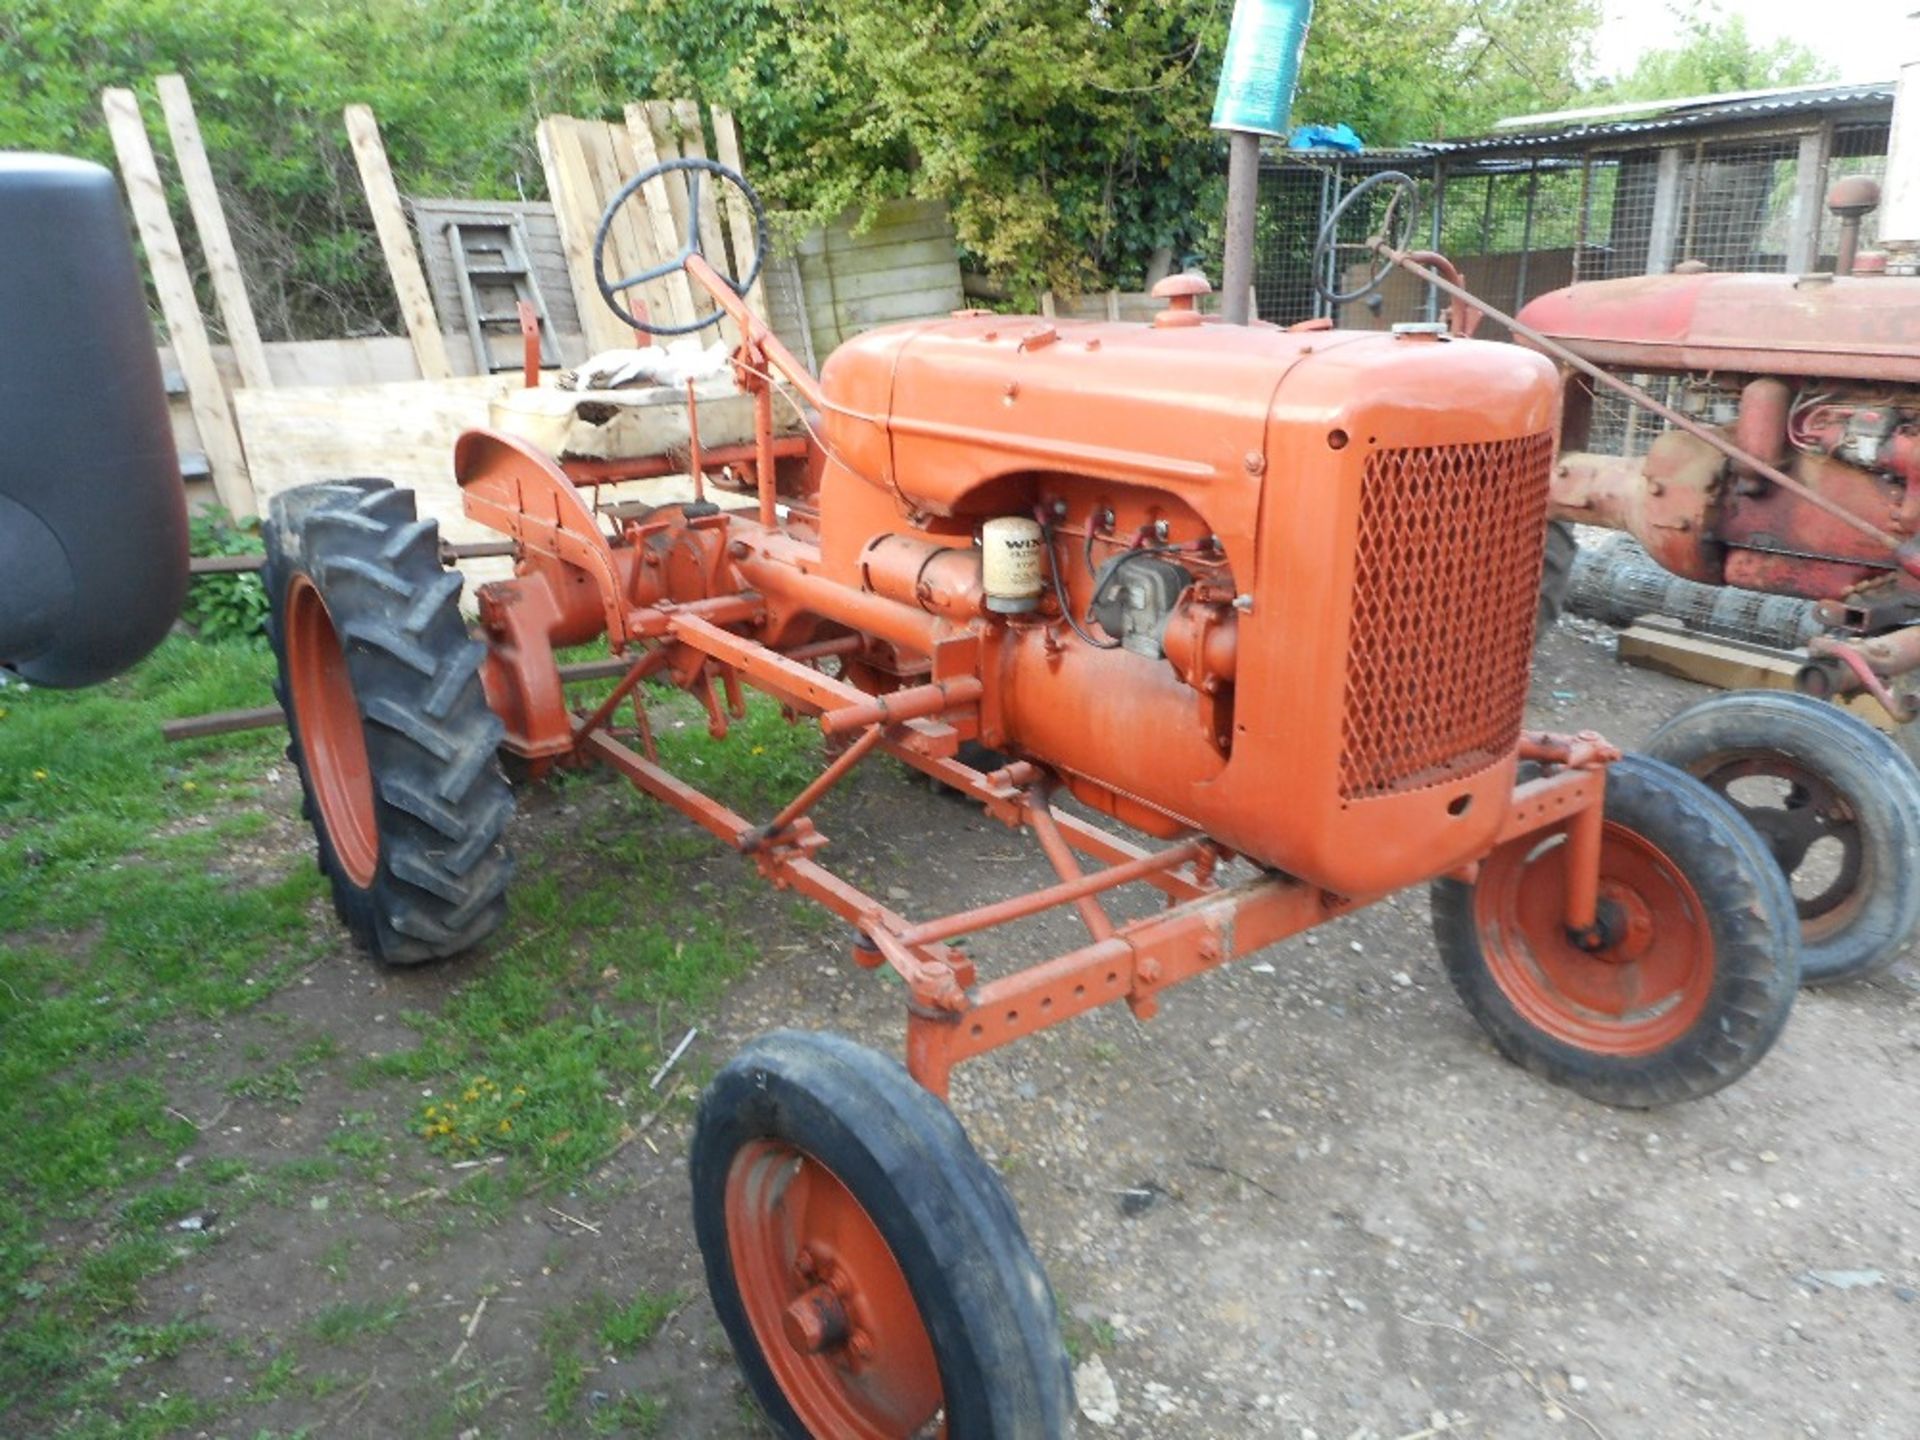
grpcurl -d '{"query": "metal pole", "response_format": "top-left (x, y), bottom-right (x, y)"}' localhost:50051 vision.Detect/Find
top-left (1221, 131), bottom-right (1262, 324)
top-left (1514, 157), bottom-right (1540, 312)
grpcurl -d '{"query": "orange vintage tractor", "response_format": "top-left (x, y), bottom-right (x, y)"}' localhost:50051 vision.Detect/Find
top-left (264, 160), bottom-right (1800, 1437)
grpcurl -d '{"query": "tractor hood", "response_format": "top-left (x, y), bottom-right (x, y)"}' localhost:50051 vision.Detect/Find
top-left (1515, 271), bottom-right (1920, 383)
top-left (817, 311), bottom-right (1368, 547)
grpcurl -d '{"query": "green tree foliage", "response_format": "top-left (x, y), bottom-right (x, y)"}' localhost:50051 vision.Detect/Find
top-left (1299, 0), bottom-right (1599, 145)
top-left (1, 0), bottom-right (540, 338)
top-left (1600, 4), bottom-right (1835, 101)
top-left (2, 0), bottom-right (1604, 322)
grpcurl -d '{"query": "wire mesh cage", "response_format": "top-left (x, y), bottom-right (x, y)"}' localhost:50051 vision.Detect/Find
top-left (1254, 97), bottom-right (1892, 455)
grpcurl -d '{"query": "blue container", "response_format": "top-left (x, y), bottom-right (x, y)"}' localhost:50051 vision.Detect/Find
top-left (1211, 0), bottom-right (1315, 137)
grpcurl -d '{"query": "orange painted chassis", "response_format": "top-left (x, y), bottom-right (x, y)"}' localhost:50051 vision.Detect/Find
top-left (460, 255), bottom-right (1619, 1098)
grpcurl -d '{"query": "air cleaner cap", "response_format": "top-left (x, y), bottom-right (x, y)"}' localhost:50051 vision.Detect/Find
top-left (1152, 272), bottom-right (1212, 328)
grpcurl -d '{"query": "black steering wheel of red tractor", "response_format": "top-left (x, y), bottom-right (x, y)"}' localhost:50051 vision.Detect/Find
top-left (593, 156), bottom-right (770, 337)
top-left (1312, 169), bottom-right (1421, 306)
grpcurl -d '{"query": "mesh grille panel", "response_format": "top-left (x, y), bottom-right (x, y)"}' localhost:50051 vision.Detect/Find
top-left (1339, 434), bottom-right (1554, 800)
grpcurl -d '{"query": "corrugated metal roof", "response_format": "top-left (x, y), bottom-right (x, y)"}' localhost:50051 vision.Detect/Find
top-left (1414, 82), bottom-right (1894, 155)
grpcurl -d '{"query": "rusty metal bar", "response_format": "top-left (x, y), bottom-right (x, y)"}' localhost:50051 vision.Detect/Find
top-left (188, 553), bottom-right (266, 575)
top-left (749, 724), bottom-right (886, 848)
top-left (1383, 244), bottom-right (1914, 565)
top-left (187, 536), bottom-right (522, 577)
top-left (1025, 787), bottom-right (1115, 941)
top-left (560, 437), bottom-right (807, 487)
top-left (818, 677), bottom-right (984, 736)
top-left (685, 251), bottom-right (826, 414)
top-left (781, 634), bottom-right (864, 663)
top-left (684, 379), bottom-right (705, 504)
top-left (161, 703), bottom-right (285, 741)
top-left (573, 647), bottom-right (670, 745)
top-left (578, 726), bottom-right (755, 847)
top-left (162, 655), bottom-right (652, 743)
top-left (903, 872), bottom-right (1326, 1094)
top-left (1561, 792), bottom-right (1605, 939)
top-left (880, 738), bottom-right (1211, 903)
top-left (899, 839), bottom-right (1211, 948)
top-left (667, 611), bottom-right (868, 713)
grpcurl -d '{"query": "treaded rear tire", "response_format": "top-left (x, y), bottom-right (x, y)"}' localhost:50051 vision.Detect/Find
top-left (265, 480), bottom-right (513, 964)
top-left (1432, 754), bottom-right (1799, 1108)
top-left (693, 1030), bottom-right (1074, 1438)
top-left (1537, 520), bottom-right (1577, 632)
top-left (1645, 690), bottom-right (1920, 985)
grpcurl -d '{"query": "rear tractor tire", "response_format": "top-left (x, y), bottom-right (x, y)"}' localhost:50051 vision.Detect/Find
top-left (1432, 754), bottom-right (1799, 1108)
top-left (264, 480), bottom-right (513, 964)
top-left (692, 1030), bottom-right (1074, 1438)
top-left (1537, 519), bottom-right (1577, 632)
top-left (1645, 691), bottom-right (1920, 985)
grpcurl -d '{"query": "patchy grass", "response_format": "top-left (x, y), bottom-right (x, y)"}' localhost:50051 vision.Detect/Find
top-left (306, 1295), bottom-right (409, 1344)
top-left (1, 636), bottom-right (823, 1437)
top-left (0, 639), bottom-right (321, 1428)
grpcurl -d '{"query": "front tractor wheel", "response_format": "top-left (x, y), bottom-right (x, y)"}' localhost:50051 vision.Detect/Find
top-left (692, 1031), bottom-right (1073, 1439)
top-left (1432, 754), bottom-right (1799, 1108)
top-left (265, 480), bottom-right (513, 964)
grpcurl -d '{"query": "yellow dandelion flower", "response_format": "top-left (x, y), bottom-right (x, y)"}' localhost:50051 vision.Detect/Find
top-left (31, 768), bottom-right (47, 781)
top-left (462, 1088), bottom-right (479, 1103)
top-left (497, 1119), bottom-right (512, 1135)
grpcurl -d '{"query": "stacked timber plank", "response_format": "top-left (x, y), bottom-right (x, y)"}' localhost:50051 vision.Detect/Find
top-left (101, 78), bottom-right (967, 526)
top-left (535, 103), bottom-right (767, 351)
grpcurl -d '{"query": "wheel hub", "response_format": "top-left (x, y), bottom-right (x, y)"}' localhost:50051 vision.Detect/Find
top-left (782, 1282), bottom-right (850, 1355)
top-left (726, 1139), bottom-right (942, 1436)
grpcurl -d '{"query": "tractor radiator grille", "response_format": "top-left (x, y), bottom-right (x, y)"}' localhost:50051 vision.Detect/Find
top-left (1338, 433), bottom-right (1555, 801)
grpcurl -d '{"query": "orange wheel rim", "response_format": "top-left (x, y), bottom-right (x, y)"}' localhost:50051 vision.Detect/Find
top-left (285, 575), bottom-right (379, 888)
top-left (1473, 821), bottom-right (1713, 1057)
top-left (726, 1139), bottom-right (942, 1438)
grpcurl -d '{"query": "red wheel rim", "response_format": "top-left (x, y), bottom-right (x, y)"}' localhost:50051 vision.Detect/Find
top-left (1473, 822), bottom-right (1713, 1056)
top-left (284, 575), bottom-right (379, 888)
top-left (726, 1139), bottom-right (942, 1438)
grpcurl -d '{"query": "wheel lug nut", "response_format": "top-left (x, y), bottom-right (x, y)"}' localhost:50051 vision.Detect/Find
top-left (848, 1330), bottom-right (874, 1362)
top-left (793, 1246), bottom-right (816, 1278)
top-left (781, 1283), bottom-right (849, 1355)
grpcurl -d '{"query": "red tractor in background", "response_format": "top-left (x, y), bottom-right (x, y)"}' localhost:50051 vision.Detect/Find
top-left (260, 158), bottom-right (1804, 1436)
top-left (1517, 175), bottom-right (1920, 989)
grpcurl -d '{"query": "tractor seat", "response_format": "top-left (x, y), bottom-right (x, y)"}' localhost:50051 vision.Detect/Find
top-left (488, 373), bottom-right (802, 464)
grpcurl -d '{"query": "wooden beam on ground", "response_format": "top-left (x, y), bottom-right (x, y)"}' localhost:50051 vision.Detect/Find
top-left (156, 74), bottom-right (271, 391)
top-left (344, 104), bottom-right (453, 380)
top-left (709, 107), bottom-right (766, 319)
top-left (102, 86), bottom-right (255, 518)
top-left (1617, 618), bottom-right (1895, 732)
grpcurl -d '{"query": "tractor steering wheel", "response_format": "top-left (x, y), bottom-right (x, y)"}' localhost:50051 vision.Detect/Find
top-left (1312, 170), bottom-right (1421, 306)
top-left (592, 157), bottom-right (770, 337)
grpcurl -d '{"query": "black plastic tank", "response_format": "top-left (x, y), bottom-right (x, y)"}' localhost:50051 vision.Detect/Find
top-left (1, 153), bottom-right (187, 686)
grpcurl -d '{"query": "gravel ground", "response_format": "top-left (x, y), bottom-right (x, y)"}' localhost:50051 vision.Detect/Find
top-left (693, 619), bottom-right (1920, 1439)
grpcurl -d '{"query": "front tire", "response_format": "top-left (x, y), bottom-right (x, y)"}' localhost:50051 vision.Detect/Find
top-left (264, 480), bottom-right (513, 964)
top-left (1432, 754), bottom-right (1799, 1108)
top-left (692, 1030), bottom-right (1072, 1438)
top-left (1645, 691), bottom-right (1920, 985)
